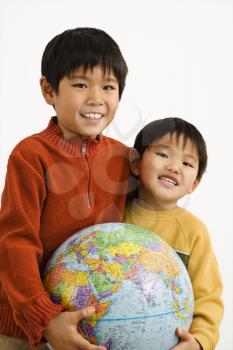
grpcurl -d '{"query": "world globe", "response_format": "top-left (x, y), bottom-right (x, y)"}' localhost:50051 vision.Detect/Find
top-left (43, 223), bottom-right (194, 350)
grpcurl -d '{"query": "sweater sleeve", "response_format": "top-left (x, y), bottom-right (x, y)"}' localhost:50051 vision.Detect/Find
top-left (187, 223), bottom-right (224, 350)
top-left (0, 149), bottom-right (63, 346)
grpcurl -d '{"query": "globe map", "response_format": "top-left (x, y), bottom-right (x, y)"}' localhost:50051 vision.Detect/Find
top-left (43, 223), bottom-right (194, 350)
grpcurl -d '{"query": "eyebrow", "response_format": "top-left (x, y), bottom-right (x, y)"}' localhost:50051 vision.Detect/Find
top-left (104, 77), bottom-right (118, 83)
top-left (69, 75), bottom-right (89, 81)
top-left (183, 154), bottom-right (198, 162)
top-left (70, 74), bottom-right (118, 83)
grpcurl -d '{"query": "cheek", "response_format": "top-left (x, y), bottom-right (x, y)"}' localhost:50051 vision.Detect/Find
top-left (109, 96), bottom-right (119, 111)
top-left (185, 174), bottom-right (198, 192)
top-left (110, 104), bottom-right (118, 115)
top-left (150, 158), bottom-right (162, 174)
top-left (56, 96), bottom-right (72, 111)
top-left (140, 163), bottom-right (157, 185)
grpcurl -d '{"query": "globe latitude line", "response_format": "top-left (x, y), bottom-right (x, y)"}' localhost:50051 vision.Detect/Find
top-left (95, 304), bottom-right (194, 322)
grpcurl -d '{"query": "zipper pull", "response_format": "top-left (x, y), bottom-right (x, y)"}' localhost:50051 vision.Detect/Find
top-left (81, 139), bottom-right (87, 155)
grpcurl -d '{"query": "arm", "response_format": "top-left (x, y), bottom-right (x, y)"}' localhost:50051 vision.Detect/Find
top-left (187, 224), bottom-right (223, 350)
top-left (0, 150), bottom-right (62, 346)
top-left (0, 149), bottom-right (107, 349)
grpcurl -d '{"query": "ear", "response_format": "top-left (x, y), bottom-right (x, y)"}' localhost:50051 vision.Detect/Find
top-left (129, 148), bottom-right (141, 176)
top-left (188, 178), bottom-right (200, 194)
top-left (40, 76), bottom-right (56, 105)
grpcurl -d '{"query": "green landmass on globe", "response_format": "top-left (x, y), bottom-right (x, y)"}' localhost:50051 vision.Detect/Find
top-left (43, 223), bottom-right (194, 350)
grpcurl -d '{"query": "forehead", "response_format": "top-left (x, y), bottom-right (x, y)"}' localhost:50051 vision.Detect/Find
top-left (151, 133), bottom-right (198, 154)
top-left (69, 65), bottom-right (117, 80)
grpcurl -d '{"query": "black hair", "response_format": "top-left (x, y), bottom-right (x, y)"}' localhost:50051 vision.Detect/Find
top-left (41, 27), bottom-right (128, 98)
top-left (134, 117), bottom-right (207, 180)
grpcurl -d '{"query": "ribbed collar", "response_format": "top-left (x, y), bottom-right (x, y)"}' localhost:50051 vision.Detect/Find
top-left (40, 117), bottom-right (103, 157)
top-left (130, 199), bottom-right (185, 220)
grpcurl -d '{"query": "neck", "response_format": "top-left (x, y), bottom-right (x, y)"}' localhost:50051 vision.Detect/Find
top-left (137, 189), bottom-right (178, 211)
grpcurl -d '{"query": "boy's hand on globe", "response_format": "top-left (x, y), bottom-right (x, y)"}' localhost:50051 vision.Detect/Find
top-left (44, 306), bottom-right (107, 350)
top-left (170, 328), bottom-right (203, 350)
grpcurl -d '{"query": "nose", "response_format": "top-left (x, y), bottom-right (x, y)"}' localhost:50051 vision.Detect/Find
top-left (165, 160), bottom-right (180, 174)
top-left (86, 87), bottom-right (104, 106)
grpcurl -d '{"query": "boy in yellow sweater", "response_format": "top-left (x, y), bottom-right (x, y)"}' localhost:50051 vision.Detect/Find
top-left (124, 117), bottom-right (223, 350)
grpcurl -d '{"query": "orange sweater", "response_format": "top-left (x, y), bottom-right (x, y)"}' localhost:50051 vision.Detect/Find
top-left (0, 117), bottom-right (130, 347)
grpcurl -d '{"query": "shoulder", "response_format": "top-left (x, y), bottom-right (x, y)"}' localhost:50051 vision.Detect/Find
top-left (177, 209), bottom-right (211, 243)
top-left (11, 133), bottom-right (41, 153)
top-left (9, 133), bottom-right (46, 161)
top-left (7, 128), bottom-right (53, 176)
top-left (97, 136), bottom-right (131, 167)
top-left (9, 119), bottom-right (59, 159)
top-left (4, 134), bottom-right (48, 186)
top-left (101, 135), bottom-right (130, 152)
top-left (178, 209), bottom-right (206, 228)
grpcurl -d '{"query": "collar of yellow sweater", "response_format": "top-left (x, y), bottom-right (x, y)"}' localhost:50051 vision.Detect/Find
top-left (128, 199), bottom-right (185, 220)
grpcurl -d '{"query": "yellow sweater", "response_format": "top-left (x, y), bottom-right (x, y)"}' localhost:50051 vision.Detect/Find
top-left (123, 200), bottom-right (223, 350)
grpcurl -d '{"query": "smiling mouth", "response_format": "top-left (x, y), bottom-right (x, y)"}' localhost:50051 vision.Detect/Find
top-left (81, 113), bottom-right (104, 120)
top-left (158, 176), bottom-right (178, 186)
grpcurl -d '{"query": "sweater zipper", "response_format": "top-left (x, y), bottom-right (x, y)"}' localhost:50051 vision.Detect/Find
top-left (81, 139), bottom-right (92, 208)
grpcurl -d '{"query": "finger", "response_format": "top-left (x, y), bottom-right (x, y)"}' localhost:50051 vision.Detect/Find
top-left (176, 327), bottom-right (192, 341)
top-left (74, 308), bottom-right (106, 350)
top-left (170, 329), bottom-right (183, 350)
top-left (75, 306), bottom-right (96, 322)
top-left (75, 333), bottom-right (106, 350)
top-left (171, 343), bottom-right (186, 350)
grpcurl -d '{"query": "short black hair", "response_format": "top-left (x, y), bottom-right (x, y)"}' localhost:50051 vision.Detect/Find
top-left (134, 117), bottom-right (207, 180)
top-left (41, 27), bottom-right (128, 98)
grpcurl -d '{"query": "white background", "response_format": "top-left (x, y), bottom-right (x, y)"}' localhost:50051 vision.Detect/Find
top-left (0, 0), bottom-right (232, 349)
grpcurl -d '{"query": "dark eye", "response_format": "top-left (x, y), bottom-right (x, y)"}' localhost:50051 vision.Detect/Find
top-left (183, 161), bottom-right (193, 168)
top-left (103, 85), bottom-right (115, 90)
top-left (156, 152), bottom-right (168, 158)
top-left (73, 83), bottom-right (87, 89)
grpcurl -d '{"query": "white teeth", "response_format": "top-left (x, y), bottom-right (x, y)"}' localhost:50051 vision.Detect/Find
top-left (159, 176), bottom-right (177, 186)
top-left (81, 113), bottom-right (103, 120)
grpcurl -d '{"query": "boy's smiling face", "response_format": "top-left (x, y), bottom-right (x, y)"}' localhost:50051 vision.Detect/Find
top-left (131, 133), bottom-right (200, 210)
top-left (40, 65), bottom-right (119, 139)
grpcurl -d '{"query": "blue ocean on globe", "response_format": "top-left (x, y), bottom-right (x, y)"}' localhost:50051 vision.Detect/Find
top-left (44, 223), bottom-right (194, 350)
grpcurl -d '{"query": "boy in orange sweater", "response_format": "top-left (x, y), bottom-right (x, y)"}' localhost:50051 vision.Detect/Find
top-left (0, 27), bottom-right (131, 350)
